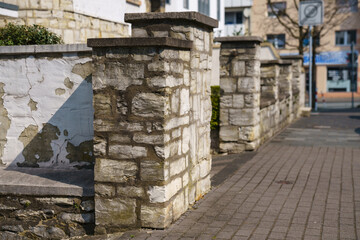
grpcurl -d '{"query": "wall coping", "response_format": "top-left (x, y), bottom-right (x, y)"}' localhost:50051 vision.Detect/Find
top-left (214, 36), bottom-right (263, 44)
top-left (261, 59), bottom-right (292, 65)
top-left (125, 11), bottom-right (218, 29)
top-left (0, 44), bottom-right (91, 55)
top-left (87, 37), bottom-right (192, 49)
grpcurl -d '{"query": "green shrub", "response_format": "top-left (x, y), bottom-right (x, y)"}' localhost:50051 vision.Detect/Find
top-left (0, 23), bottom-right (62, 46)
top-left (210, 86), bottom-right (220, 130)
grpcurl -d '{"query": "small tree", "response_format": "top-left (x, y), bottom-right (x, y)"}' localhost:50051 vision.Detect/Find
top-left (0, 23), bottom-right (62, 46)
top-left (266, 0), bottom-right (357, 108)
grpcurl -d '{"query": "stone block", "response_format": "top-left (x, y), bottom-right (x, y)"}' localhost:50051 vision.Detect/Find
top-left (140, 160), bottom-right (168, 181)
top-left (148, 61), bottom-right (170, 72)
top-left (147, 177), bottom-right (182, 203)
top-left (95, 184), bottom-right (116, 197)
top-left (220, 95), bottom-right (232, 108)
top-left (108, 145), bottom-right (147, 159)
top-left (180, 88), bottom-right (190, 115)
top-left (132, 93), bottom-right (166, 118)
top-left (233, 94), bottom-right (245, 108)
top-left (116, 186), bottom-right (145, 198)
top-left (133, 133), bottom-right (164, 145)
top-left (220, 142), bottom-right (245, 153)
top-left (93, 136), bottom-right (106, 156)
top-left (219, 126), bottom-right (239, 142)
top-left (237, 77), bottom-right (260, 93)
top-left (220, 78), bottom-right (236, 93)
top-left (239, 126), bottom-right (260, 141)
top-left (182, 127), bottom-right (190, 154)
top-left (132, 28), bottom-right (148, 37)
top-left (232, 61), bottom-right (245, 76)
top-left (95, 159), bottom-right (137, 183)
top-left (141, 203), bottom-right (172, 229)
top-left (172, 191), bottom-right (186, 220)
top-left (229, 109), bottom-right (259, 126)
top-left (170, 157), bottom-right (186, 177)
top-left (95, 197), bottom-right (136, 226)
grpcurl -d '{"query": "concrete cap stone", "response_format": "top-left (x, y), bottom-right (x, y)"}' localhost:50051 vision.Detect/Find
top-left (0, 44), bottom-right (91, 55)
top-left (214, 36), bottom-right (263, 43)
top-left (88, 37), bottom-right (192, 49)
top-left (125, 11), bottom-right (218, 29)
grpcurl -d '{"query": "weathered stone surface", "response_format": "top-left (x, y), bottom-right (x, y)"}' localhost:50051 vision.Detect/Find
top-left (232, 60), bottom-right (245, 76)
top-left (140, 160), bottom-right (168, 181)
top-left (29, 226), bottom-right (66, 240)
top-left (108, 145), bottom-right (147, 159)
top-left (80, 200), bottom-right (94, 212)
top-left (117, 186), bottom-right (145, 198)
top-left (60, 213), bottom-right (94, 224)
top-left (219, 126), bottom-right (239, 142)
top-left (148, 177), bottom-right (182, 203)
top-left (95, 184), bottom-right (116, 197)
top-left (172, 191), bottom-right (186, 220)
top-left (220, 78), bottom-right (236, 93)
top-left (239, 126), bottom-right (260, 141)
top-left (95, 159), bottom-right (137, 183)
top-left (141, 204), bottom-right (172, 229)
top-left (132, 93), bottom-right (166, 118)
top-left (229, 109), bottom-right (259, 126)
top-left (95, 197), bottom-right (136, 226)
top-left (220, 142), bottom-right (245, 153)
top-left (133, 133), bottom-right (164, 145)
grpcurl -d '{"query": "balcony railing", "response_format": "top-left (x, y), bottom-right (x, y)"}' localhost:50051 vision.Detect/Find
top-left (225, 0), bottom-right (253, 8)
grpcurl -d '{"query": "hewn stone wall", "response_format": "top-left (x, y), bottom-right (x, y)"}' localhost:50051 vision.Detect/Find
top-left (215, 37), bottom-right (263, 153)
top-left (0, 0), bottom-right (129, 43)
top-left (0, 195), bottom-right (94, 239)
top-left (90, 12), bottom-right (217, 233)
top-left (216, 37), bottom-right (305, 153)
top-left (0, 44), bottom-right (94, 168)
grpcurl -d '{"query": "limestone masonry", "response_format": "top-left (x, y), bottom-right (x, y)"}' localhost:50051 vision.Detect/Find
top-left (89, 12), bottom-right (217, 233)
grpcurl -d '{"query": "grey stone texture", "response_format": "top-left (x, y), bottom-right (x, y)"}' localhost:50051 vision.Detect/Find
top-left (216, 37), bottom-right (263, 153)
top-left (91, 12), bottom-right (217, 233)
top-left (216, 37), bottom-right (304, 154)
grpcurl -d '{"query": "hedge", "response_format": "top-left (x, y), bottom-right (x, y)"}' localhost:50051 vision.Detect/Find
top-left (0, 23), bottom-right (62, 46)
top-left (210, 86), bottom-right (220, 130)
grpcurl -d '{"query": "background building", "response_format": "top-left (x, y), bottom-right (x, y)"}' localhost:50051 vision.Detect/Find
top-left (224, 0), bottom-right (360, 103)
top-left (0, 0), bottom-right (225, 43)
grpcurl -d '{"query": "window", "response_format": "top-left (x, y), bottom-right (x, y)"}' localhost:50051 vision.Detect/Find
top-left (183, 0), bottom-right (189, 9)
top-left (336, 30), bottom-right (356, 45)
top-left (166, 0), bottom-right (170, 4)
top-left (217, 0), bottom-right (221, 20)
top-left (327, 67), bottom-right (356, 92)
top-left (267, 34), bottom-right (286, 49)
top-left (267, 2), bottom-right (286, 17)
top-left (336, 0), bottom-right (358, 12)
top-left (225, 12), bottom-right (243, 24)
top-left (198, 0), bottom-right (210, 16)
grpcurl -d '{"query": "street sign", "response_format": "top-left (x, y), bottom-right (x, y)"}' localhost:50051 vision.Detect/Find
top-left (299, 0), bottom-right (324, 26)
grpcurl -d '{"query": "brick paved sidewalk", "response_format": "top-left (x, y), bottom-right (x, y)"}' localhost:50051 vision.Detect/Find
top-left (93, 111), bottom-right (360, 240)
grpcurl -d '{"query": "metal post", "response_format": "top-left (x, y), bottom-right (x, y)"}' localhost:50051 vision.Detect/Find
top-left (351, 42), bottom-right (355, 109)
top-left (309, 25), bottom-right (313, 109)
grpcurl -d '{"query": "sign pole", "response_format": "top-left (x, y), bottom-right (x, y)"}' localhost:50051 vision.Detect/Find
top-left (351, 42), bottom-right (355, 109)
top-left (309, 25), bottom-right (313, 109)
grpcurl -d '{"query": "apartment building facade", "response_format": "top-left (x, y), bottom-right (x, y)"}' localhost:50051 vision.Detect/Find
top-left (224, 0), bottom-right (360, 100)
top-left (0, 0), bottom-right (225, 43)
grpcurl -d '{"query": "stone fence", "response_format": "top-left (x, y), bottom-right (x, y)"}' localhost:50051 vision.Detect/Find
top-left (88, 12), bottom-right (218, 233)
top-left (215, 37), bottom-right (304, 154)
top-left (0, 12), bottom-right (306, 237)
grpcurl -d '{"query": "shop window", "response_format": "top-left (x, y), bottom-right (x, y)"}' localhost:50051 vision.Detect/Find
top-left (267, 34), bottom-right (286, 49)
top-left (336, 30), bottom-right (357, 45)
top-left (268, 2), bottom-right (286, 17)
top-left (327, 67), bottom-right (357, 92)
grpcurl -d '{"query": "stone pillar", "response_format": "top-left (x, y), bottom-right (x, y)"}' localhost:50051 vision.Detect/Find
top-left (215, 36), bottom-right (263, 153)
top-left (260, 60), bottom-right (280, 108)
top-left (89, 12), bottom-right (217, 234)
top-left (281, 55), bottom-right (303, 118)
top-left (278, 60), bottom-right (293, 124)
top-left (126, 11), bottom-right (218, 206)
